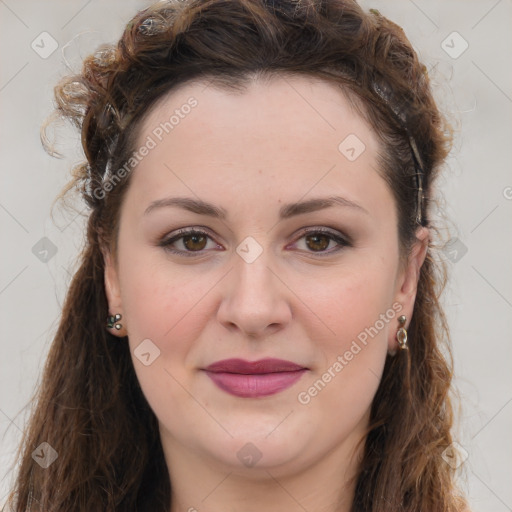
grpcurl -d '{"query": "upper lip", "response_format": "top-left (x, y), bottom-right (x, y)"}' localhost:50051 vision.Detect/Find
top-left (204, 358), bottom-right (306, 374)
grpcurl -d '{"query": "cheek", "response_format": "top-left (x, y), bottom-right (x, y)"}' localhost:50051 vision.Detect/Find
top-left (116, 245), bottom-right (230, 420)
top-left (117, 253), bottom-right (216, 429)
top-left (296, 259), bottom-right (396, 412)
top-left (297, 252), bottom-right (397, 347)
top-left (116, 220), bottom-right (211, 335)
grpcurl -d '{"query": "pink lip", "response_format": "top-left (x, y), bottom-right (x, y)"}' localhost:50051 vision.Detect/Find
top-left (203, 358), bottom-right (307, 398)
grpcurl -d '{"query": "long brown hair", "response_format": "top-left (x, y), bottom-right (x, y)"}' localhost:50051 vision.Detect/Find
top-left (6, 1), bottom-right (467, 510)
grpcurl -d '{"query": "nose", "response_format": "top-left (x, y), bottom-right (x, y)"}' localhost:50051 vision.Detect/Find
top-left (216, 249), bottom-right (292, 339)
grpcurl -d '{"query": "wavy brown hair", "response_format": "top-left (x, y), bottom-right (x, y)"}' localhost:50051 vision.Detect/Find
top-left (5, 1), bottom-right (467, 511)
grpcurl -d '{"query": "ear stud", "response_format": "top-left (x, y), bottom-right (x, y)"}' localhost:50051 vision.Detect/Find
top-left (107, 313), bottom-right (122, 330)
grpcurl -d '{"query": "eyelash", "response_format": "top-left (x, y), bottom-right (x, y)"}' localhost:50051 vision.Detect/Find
top-left (158, 227), bottom-right (351, 257)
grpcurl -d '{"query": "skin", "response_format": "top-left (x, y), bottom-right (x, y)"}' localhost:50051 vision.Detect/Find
top-left (103, 74), bottom-right (428, 512)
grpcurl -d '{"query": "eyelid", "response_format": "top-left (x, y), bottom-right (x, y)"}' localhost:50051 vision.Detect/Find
top-left (158, 225), bottom-right (351, 256)
top-left (292, 226), bottom-right (351, 245)
top-left (287, 226), bottom-right (351, 256)
top-left (158, 227), bottom-right (222, 255)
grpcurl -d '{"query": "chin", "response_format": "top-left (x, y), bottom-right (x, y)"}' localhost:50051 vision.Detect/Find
top-left (199, 427), bottom-right (311, 474)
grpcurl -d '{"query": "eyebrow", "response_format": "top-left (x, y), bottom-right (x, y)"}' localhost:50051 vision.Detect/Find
top-left (143, 195), bottom-right (369, 219)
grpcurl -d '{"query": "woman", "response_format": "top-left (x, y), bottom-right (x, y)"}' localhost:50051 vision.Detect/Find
top-left (4, 0), bottom-right (469, 510)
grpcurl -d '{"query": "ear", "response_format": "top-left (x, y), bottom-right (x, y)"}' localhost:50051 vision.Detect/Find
top-left (102, 246), bottom-right (127, 337)
top-left (388, 226), bottom-right (429, 354)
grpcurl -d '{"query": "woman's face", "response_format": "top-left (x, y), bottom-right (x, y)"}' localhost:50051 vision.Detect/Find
top-left (104, 75), bottom-right (426, 477)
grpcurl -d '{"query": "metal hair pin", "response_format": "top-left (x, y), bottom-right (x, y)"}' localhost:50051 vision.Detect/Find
top-left (408, 135), bottom-right (425, 226)
top-left (371, 81), bottom-right (425, 226)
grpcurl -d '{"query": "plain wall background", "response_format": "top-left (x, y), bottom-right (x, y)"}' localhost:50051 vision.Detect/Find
top-left (1, 1), bottom-right (511, 510)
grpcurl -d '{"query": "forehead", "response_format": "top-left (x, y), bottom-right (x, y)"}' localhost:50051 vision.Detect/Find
top-left (140, 74), bottom-right (375, 147)
top-left (122, 74), bottom-right (392, 223)
top-left (137, 75), bottom-right (378, 173)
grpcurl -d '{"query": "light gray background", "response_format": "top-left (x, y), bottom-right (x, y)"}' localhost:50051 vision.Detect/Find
top-left (1, 1), bottom-right (511, 510)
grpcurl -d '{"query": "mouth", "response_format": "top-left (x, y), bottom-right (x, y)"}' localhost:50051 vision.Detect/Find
top-left (202, 358), bottom-right (308, 398)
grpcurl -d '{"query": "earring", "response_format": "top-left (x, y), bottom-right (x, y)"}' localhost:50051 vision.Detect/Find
top-left (396, 315), bottom-right (408, 350)
top-left (107, 313), bottom-right (123, 331)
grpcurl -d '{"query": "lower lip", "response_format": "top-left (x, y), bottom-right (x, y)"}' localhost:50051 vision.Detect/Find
top-left (203, 370), bottom-right (307, 398)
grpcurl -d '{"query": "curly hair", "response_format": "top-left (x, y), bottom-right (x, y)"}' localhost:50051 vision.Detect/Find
top-left (5, 1), bottom-right (467, 511)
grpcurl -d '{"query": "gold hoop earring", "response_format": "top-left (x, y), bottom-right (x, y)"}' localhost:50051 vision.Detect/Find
top-left (396, 315), bottom-right (408, 350)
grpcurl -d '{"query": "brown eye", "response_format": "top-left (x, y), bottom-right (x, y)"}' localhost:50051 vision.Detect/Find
top-left (159, 227), bottom-right (350, 258)
top-left (292, 228), bottom-right (350, 256)
top-left (304, 233), bottom-right (331, 252)
top-left (182, 233), bottom-right (208, 251)
top-left (159, 228), bottom-right (221, 256)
